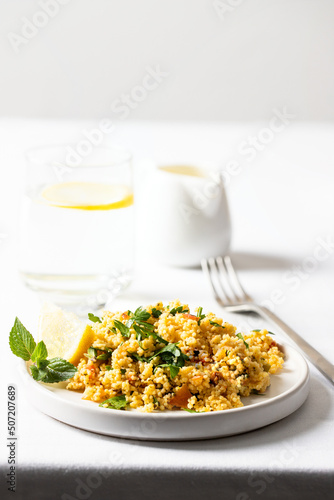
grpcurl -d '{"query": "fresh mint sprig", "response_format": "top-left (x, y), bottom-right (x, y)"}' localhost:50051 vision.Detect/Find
top-left (9, 317), bottom-right (77, 383)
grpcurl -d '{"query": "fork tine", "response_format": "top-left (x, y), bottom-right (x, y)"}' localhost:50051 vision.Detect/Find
top-left (201, 258), bottom-right (227, 307)
top-left (209, 257), bottom-right (234, 304)
top-left (223, 256), bottom-right (252, 302)
top-left (215, 256), bottom-right (238, 303)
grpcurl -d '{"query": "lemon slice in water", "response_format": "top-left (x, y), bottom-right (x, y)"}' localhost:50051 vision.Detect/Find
top-left (41, 182), bottom-right (133, 210)
top-left (38, 303), bottom-right (95, 366)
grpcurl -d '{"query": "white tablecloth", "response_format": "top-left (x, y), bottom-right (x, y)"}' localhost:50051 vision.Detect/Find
top-left (0, 119), bottom-right (333, 500)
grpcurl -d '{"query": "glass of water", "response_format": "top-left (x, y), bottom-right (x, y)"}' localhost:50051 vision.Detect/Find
top-left (18, 145), bottom-right (134, 310)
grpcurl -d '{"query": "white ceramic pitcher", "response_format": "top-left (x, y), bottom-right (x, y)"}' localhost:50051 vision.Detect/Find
top-left (144, 165), bottom-right (231, 267)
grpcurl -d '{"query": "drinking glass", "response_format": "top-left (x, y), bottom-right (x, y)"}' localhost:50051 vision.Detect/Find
top-left (18, 145), bottom-right (134, 309)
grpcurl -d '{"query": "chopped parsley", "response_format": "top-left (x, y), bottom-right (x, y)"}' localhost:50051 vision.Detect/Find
top-left (120, 368), bottom-right (126, 375)
top-left (113, 320), bottom-right (130, 338)
top-left (262, 361), bottom-right (271, 372)
top-left (169, 306), bottom-right (189, 316)
top-left (87, 346), bottom-right (112, 361)
top-left (159, 364), bottom-right (180, 378)
top-left (210, 321), bottom-right (224, 328)
top-left (251, 389), bottom-right (265, 396)
top-left (86, 347), bottom-right (97, 360)
top-left (149, 343), bottom-right (189, 379)
top-left (252, 329), bottom-right (276, 336)
top-left (124, 307), bottom-right (168, 346)
top-left (128, 352), bottom-right (148, 363)
top-left (236, 333), bottom-right (249, 349)
top-left (197, 307), bottom-right (206, 325)
top-left (153, 396), bottom-right (160, 407)
top-left (151, 308), bottom-right (162, 318)
top-left (182, 408), bottom-right (205, 413)
top-left (88, 313), bottom-right (102, 323)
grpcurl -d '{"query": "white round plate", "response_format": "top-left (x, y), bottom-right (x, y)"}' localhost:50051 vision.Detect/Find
top-left (19, 342), bottom-right (310, 441)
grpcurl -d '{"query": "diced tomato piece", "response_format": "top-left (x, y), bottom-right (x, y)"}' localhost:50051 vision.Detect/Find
top-left (87, 364), bottom-right (96, 378)
top-left (170, 385), bottom-right (192, 408)
top-left (122, 312), bottom-right (129, 320)
top-left (182, 314), bottom-right (198, 321)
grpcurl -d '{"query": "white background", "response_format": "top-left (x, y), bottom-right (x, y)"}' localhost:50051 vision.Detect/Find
top-left (1, 0), bottom-right (334, 120)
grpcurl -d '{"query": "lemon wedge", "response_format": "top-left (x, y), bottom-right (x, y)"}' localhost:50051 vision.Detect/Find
top-left (38, 303), bottom-right (95, 366)
top-left (40, 182), bottom-right (133, 210)
top-left (159, 165), bottom-right (206, 178)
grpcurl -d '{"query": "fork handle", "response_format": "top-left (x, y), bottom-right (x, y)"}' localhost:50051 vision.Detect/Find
top-left (252, 305), bottom-right (334, 384)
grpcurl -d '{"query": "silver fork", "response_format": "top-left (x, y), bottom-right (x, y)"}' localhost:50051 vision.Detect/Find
top-left (201, 255), bottom-right (334, 384)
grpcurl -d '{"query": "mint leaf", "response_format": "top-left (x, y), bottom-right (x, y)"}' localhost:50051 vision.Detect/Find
top-left (88, 313), bottom-right (102, 323)
top-left (99, 395), bottom-right (128, 410)
top-left (44, 357), bottom-right (77, 382)
top-left (31, 341), bottom-right (48, 364)
top-left (151, 308), bottom-right (162, 318)
top-left (30, 364), bottom-right (49, 381)
top-left (9, 317), bottom-right (36, 361)
top-left (32, 361), bottom-right (77, 384)
top-left (236, 333), bottom-right (249, 349)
